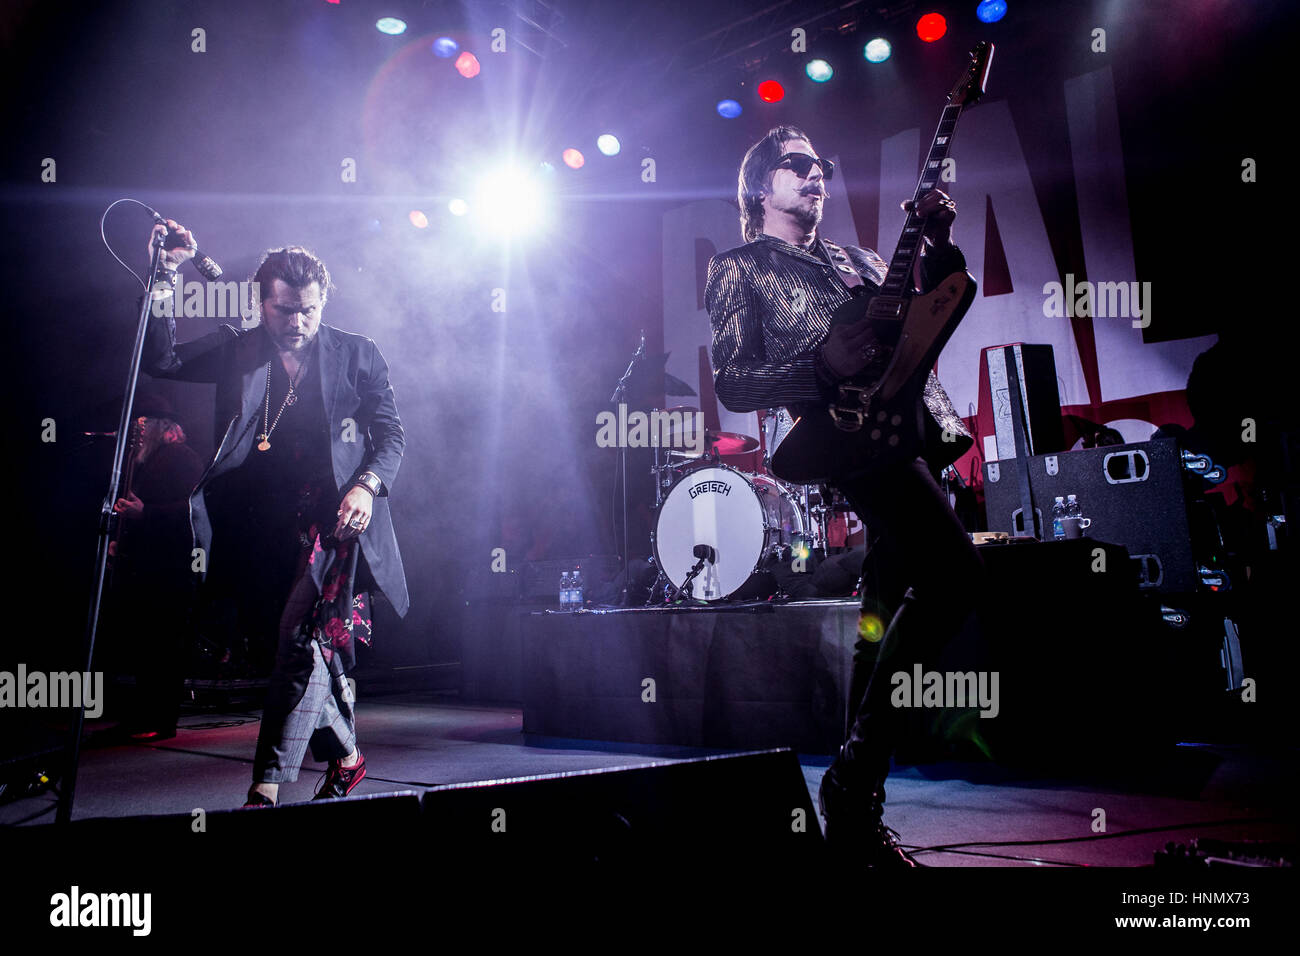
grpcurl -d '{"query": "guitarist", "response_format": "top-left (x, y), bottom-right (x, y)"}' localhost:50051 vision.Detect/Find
top-left (707, 126), bottom-right (984, 867)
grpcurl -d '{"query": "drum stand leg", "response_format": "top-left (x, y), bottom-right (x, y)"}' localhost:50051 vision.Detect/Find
top-left (643, 559), bottom-right (673, 606)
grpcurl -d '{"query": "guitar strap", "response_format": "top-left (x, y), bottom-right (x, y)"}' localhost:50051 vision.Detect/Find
top-left (819, 240), bottom-right (866, 292)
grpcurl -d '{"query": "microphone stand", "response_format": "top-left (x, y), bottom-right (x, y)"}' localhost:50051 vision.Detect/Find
top-left (676, 549), bottom-right (714, 602)
top-left (57, 223), bottom-right (170, 824)
top-left (609, 331), bottom-right (645, 604)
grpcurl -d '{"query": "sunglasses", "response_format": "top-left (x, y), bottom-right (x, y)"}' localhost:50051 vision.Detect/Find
top-left (774, 152), bottom-right (834, 181)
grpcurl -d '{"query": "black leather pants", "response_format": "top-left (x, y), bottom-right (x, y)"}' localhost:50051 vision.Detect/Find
top-left (830, 457), bottom-right (984, 802)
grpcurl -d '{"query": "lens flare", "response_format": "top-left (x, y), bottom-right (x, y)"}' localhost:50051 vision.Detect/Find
top-left (858, 613), bottom-right (885, 643)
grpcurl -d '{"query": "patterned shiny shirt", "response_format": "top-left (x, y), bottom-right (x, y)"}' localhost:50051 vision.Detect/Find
top-left (706, 233), bottom-right (974, 467)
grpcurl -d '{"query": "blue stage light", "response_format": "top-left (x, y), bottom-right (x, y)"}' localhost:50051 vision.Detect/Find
top-left (976, 1), bottom-right (1007, 24)
top-left (432, 37), bottom-right (459, 57)
top-left (716, 99), bottom-right (742, 118)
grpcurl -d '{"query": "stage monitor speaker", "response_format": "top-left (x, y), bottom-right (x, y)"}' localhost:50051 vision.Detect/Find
top-left (9, 789), bottom-right (424, 852)
top-left (977, 344), bottom-right (1065, 462)
top-left (10, 792), bottom-right (426, 934)
top-left (420, 748), bottom-right (821, 868)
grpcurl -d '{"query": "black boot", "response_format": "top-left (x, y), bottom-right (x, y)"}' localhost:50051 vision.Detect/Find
top-left (818, 761), bottom-right (924, 868)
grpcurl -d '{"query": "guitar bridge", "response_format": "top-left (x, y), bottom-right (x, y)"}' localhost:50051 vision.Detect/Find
top-left (828, 384), bottom-right (871, 432)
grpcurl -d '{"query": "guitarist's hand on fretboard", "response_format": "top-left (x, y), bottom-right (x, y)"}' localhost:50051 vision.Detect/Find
top-left (901, 189), bottom-right (957, 247)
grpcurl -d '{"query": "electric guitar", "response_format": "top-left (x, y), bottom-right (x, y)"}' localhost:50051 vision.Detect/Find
top-left (770, 41), bottom-right (994, 486)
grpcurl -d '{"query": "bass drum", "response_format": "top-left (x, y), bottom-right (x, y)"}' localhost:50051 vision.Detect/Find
top-left (652, 464), bottom-right (804, 601)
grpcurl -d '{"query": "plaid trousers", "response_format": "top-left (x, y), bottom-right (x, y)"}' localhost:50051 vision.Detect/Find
top-left (252, 557), bottom-right (357, 784)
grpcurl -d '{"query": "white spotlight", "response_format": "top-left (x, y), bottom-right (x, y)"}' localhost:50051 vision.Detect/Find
top-left (596, 134), bottom-right (621, 156)
top-left (472, 166), bottom-right (549, 239)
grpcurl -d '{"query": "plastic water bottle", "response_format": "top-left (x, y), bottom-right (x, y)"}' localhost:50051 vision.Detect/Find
top-left (573, 567), bottom-right (584, 608)
top-left (1066, 495), bottom-right (1083, 535)
top-left (1051, 497), bottom-right (1067, 540)
top-left (559, 571), bottom-right (572, 609)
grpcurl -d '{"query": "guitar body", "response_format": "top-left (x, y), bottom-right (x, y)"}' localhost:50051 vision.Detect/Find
top-left (770, 269), bottom-right (976, 485)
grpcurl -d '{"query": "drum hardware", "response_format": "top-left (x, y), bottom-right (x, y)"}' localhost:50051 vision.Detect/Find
top-left (610, 333), bottom-right (647, 591)
top-left (640, 408), bottom-right (867, 603)
top-left (678, 544), bottom-right (717, 600)
top-left (651, 463), bottom-right (805, 602)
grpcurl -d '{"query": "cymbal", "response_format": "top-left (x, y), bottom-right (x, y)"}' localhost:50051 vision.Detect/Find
top-left (663, 371), bottom-right (697, 397)
top-left (659, 430), bottom-right (759, 458)
top-left (706, 431), bottom-right (759, 455)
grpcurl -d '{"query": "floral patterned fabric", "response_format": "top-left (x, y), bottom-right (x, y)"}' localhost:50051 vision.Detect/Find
top-left (303, 524), bottom-right (373, 674)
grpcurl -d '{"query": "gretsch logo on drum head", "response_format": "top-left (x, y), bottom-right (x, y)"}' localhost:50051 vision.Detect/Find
top-left (688, 480), bottom-right (731, 499)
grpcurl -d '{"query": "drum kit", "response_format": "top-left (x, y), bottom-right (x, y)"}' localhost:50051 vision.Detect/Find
top-left (647, 406), bottom-right (864, 603)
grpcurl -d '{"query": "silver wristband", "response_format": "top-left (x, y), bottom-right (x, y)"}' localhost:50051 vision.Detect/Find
top-left (353, 471), bottom-right (382, 496)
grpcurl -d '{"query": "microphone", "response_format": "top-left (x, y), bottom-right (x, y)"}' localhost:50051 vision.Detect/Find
top-left (145, 206), bottom-right (224, 280)
top-left (693, 544), bottom-right (716, 564)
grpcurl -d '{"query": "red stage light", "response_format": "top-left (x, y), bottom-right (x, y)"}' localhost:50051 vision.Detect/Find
top-left (562, 148), bottom-right (585, 169)
top-left (455, 52), bottom-right (481, 78)
top-left (408, 210), bottom-right (429, 229)
top-left (757, 80), bottom-right (785, 103)
top-left (916, 13), bottom-right (947, 42)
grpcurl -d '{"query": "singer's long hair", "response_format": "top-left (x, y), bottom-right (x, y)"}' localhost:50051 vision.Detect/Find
top-left (252, 246), bottom-right (334, 303)
top-left (738, 125), bottom-right (812, 242)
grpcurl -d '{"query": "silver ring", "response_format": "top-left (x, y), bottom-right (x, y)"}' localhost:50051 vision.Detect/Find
top-left (350, 518), bottom-right (363, 528)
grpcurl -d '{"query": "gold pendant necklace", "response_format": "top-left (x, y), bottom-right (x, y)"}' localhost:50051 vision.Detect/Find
top-left (256, 353), bottom-right (309, 452)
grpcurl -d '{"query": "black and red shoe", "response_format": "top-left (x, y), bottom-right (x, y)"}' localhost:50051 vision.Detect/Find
top-left (313, 752), bottom-right (366, 800)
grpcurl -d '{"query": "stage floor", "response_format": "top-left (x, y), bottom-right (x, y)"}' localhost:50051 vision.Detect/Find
top-left (3, 692), bottom-right (1293, 868)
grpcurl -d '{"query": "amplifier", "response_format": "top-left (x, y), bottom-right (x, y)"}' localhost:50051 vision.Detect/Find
top-left (984, 438), bottom-right (1197, 593)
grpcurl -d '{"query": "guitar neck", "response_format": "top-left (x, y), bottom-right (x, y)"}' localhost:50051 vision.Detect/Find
top-left (877, 102), bottom-right (965, 301)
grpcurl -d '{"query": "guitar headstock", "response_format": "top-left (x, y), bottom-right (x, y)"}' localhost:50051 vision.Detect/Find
top-left (948, 41), bottom-right (994, 107)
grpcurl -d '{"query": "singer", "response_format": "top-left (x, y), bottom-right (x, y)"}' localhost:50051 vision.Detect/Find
top-left (142, 220), bottom-right (409, 807)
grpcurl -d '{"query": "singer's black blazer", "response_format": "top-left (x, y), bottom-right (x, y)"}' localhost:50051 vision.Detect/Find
top-left (143, 313), bottom-right (409, 618)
